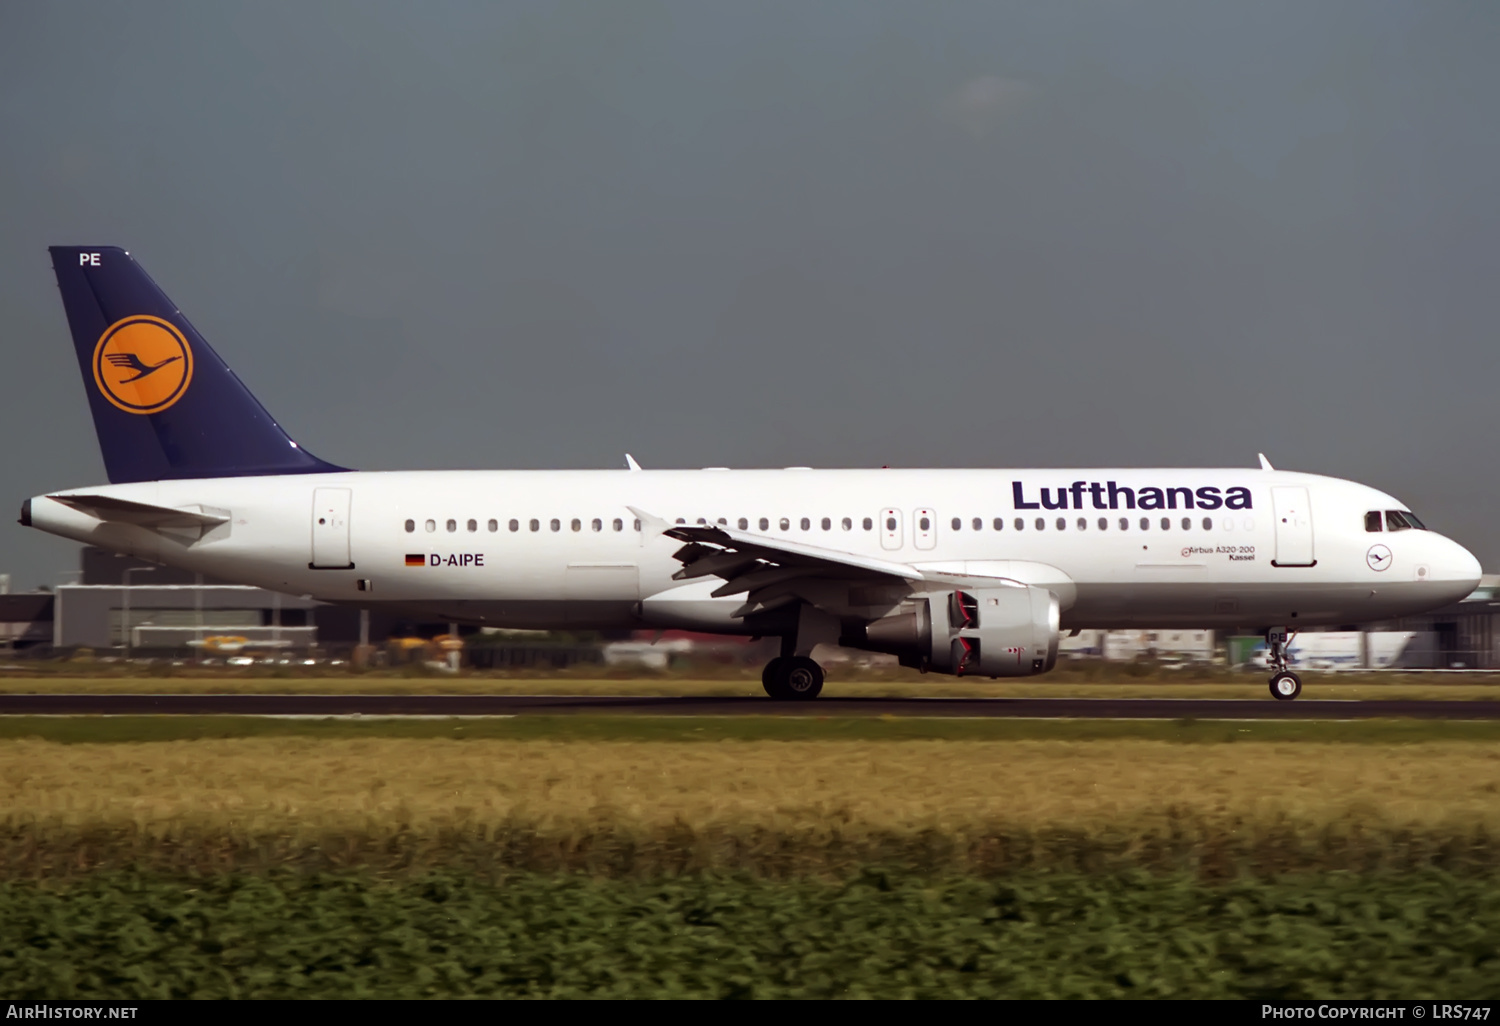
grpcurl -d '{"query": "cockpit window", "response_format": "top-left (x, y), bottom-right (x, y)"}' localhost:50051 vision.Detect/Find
top-left (1365, 511), bottom-right (1383, 533)
top-left (1385, 510), bottom-right (1426, 532)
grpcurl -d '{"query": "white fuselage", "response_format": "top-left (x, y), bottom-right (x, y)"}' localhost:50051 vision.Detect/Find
top-left (25, 467), bottom-right (1483, 634)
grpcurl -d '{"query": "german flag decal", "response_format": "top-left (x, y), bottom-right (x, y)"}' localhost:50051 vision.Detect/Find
top-left (405, 554), bottom-right (425, 567)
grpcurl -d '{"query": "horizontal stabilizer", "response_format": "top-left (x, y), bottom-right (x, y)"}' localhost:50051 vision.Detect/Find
top-left (50, 493), bottom-right (230, 529)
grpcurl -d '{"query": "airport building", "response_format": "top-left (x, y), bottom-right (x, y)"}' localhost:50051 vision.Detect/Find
top-left (1, 548), bottom-right (456, 657)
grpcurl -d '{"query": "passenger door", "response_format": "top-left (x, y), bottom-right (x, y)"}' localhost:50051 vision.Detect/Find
top-left (1270, 486), bottom-right (1315, 567)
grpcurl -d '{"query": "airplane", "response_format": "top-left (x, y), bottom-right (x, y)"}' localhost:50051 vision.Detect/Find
top-left (18, 246), bottom-right (1484, 701)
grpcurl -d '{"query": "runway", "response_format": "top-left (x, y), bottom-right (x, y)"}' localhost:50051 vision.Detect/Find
top-left (1, 694), bottom-right (1498, 719)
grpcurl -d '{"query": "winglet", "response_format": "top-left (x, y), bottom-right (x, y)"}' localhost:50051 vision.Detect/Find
top-left (624, 454), bottom-right (642, 471)
top-left (627, 505), bottom-right (668, 533)
top-left (1257, 453), bottom-right (1274, 471)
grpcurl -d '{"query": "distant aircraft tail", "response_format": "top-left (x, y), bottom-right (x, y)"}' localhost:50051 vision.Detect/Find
top-left (49, 246), bottom-right (345, 483)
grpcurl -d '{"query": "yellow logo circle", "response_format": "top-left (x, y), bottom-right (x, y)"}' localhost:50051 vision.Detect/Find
top-left (92, 316), bottom-right (194, 414)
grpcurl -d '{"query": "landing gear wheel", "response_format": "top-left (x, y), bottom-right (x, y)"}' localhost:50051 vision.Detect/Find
top-left (761, 657), bottom-right (790, 699)
top-left (1269, 671), bottom-right (1302, 701)
top-left (780, 656), bottom-right (824, 700)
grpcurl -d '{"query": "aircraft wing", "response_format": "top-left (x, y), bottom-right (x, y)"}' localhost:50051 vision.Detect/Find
top-left (665, 522), bottom-right (924, 592)
top-left (648, 516), bottom-right (928, 620)
top-left (49, 494), bottom-right (230, 529)
top-left (646, 514), bottom-right (1076, 620)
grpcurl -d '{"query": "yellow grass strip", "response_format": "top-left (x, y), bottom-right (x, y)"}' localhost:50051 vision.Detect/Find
top-left (5, 738), bottom-right (1498, 836)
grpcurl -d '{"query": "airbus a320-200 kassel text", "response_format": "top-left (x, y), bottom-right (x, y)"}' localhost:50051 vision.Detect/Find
top-left (20, 247), bottom-right (1483, 700)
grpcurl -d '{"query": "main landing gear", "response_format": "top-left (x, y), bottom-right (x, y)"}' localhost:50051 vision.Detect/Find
top-left (761, 656), bottom-right (824, 700)
top-left (1264, 627), bottom-right (1302, 701)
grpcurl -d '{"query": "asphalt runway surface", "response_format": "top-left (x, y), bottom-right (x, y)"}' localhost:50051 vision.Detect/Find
top-left (1, 694), bottom-right (1498, 719)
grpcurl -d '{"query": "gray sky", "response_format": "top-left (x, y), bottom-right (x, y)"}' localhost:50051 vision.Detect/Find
top-left (2, 1), bottom-right (1497, 589)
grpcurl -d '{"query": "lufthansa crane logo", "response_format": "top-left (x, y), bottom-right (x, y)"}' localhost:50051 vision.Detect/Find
top-left (1366, 544), bottom-right (1392, 572)
top-left (92, 316), bottom-right (193, 414)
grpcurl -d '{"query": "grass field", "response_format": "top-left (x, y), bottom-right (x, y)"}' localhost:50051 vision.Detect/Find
top-left (4, 734), bottom-right (1497, 877)
top-left (4, 714), bottom-right (1500, 745)
top-left (3, 673), bottom-right (1499, 701)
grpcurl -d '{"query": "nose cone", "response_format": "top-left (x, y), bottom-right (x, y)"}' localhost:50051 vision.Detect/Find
top-left (1441, 538), bottom-right (1484, 598)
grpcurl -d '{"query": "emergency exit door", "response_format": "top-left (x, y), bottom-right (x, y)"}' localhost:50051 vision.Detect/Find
top-left (879, 508), bottom-right (903, 550)
top-left (310, 488), bottom-right (354, 569)
top-left (1270, 486), bottom-right (1315, 567)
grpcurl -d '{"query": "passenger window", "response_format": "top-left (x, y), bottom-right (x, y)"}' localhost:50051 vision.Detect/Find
top-left (529, 519), bottom-right (539, 532)
top-left (1035, 518), bottom-right (1045, 531)
top-left (1119, 518), bottom-right (1128, 530)
top-left (1365, 511), bottom-right (1383, 532)
top-left (718, 518), bottom-right (727, 526)
top-left (633, 519), bottom-right (641, 531)
top-left (1098, 518), bottom-right (1108, 530)
top-left (425, 519), bottom-right (436, 533)
top-left (509, 519), bottom-right (520, 532)
top-left (550, 519), bottom-right (560, 532)
top-left (800, 517), bottom-right (810, 531)
top-left (760, 518), bottom-right (770, 531)
top-left (1159, 518), bottom-right (1169, 531)
top-left (863, 517), bottom-right (873, 531)
top-left (1182, 517), bottom-right (1191, 531)
top-left (821, 517), bottom-right (831, 530)
top-left (1056, 517), bottom-right (1066, 531)
top-left (948, 517), bottom-right (958, 531)
top-left (738, 518), bottom-right (749, 530)
top-left (781, 518), bottom-right (791, 531)
top-left (1140, 518), bottom-right (1150, 531)
top-left (1014, 518), bottom-right (1024, 531)
top-left (972, 518), bottom-right (982, 531)
top-left (467, 519), bottom-right (477, 533)
top-left (1202, 517), bottom-right (1212, 531)
top-left (920, 516), bottom-right (932, 531)
top-left (1077, 518), bottom-right (1087, 531)
top-left (993, 518), bottom-right (1004, 531)
top-left (842, 517), bottom-right (852, 531)
top-left (446, 519), bottom-right (457, 533)
top-left (592, 518), bottom-right (602, 532)
top-left (571, 519), bottom-right (581, 532)
top-left (488, 519), bottom-right (498, 532)
top-left (404, 519), bottom-right (415, 533)
top-left (613, 519), bottom-right (623, 532)
top-left (885, 517), bottom-right (897, 531)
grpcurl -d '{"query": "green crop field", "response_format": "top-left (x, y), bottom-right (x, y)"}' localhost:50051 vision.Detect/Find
top-left (3, 871), bottom-right (1497, 998)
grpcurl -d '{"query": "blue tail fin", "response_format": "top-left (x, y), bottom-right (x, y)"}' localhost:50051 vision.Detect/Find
top-left (49, 246), bottom-right (346, 483)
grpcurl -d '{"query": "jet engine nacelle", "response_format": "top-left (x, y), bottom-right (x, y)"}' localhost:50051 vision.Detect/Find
top-left (862, 584), bottom-right (1060, 677)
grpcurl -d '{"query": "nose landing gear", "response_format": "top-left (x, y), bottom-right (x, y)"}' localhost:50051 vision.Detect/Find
top-left (1264, 627), bottom-right (1302, 701)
